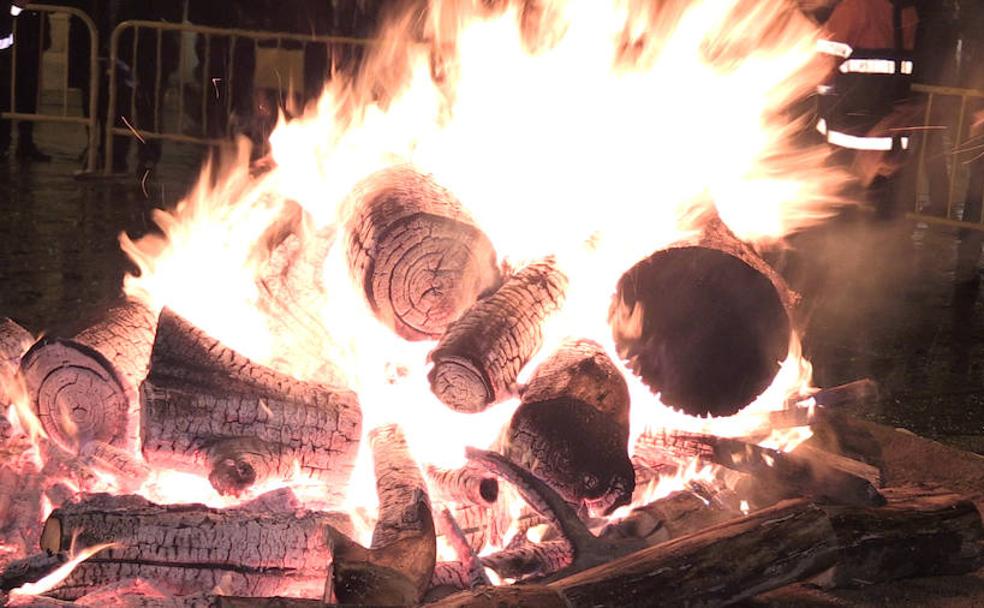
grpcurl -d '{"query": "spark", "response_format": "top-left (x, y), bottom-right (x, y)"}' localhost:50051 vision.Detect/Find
top-left (141, 169), bottom-right (150, 199)
top-left (120, 115), bottom-right (146, 144)
top-left (212, 78), bottom-right (222, 99)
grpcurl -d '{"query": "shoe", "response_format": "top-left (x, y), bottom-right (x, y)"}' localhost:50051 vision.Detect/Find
top-left (16, 144), bottom-right (52, 163)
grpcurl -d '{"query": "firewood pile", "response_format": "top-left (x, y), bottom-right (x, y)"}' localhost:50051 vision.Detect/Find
top-left (0, 165), bottom-right (982, 608)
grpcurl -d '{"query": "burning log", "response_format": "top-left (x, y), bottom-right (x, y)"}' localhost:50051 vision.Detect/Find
top-left (0, 317), bottom-right (32, 380)
top-left (635, 431), bottom-right (884, 507)
top-left (0, 552), bottom-right (66, 592)
top-left (327, 424), bottom-right (436, 606)
top-left (426, 464), bottom-right (499, 507)
top-left (429, 260), bottom-right (567, 413)
top-left (37, 493), bottom-right (350, 600)
top-left (600, 489), bottom-right (740, 546)
top-left (19, 298), bottom-right (158, 449)
top-left (427, 508), bottom-right (490, 597)
top-left (610, 218), bottom-right (794, 418)
top-left (504, 339), bottom-right (633, 515)
top-left (139, 309), bottom-right (362, 497)
top-left (481, 540), bottom-right (573, 580)
top-left (346, 166), bottom-right (501, 341)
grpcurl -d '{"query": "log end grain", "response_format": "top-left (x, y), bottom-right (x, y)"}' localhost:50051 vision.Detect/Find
top-left (427, 356), bottom-right (493, 413)
top-left (611, 246), bottom-right (791, 418)
top-left (20, 339), bottom-right (130, 448)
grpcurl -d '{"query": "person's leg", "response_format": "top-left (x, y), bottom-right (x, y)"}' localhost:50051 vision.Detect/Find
top-left (14, 12), bottom-right (49, 161)
top-left (0, 48), bottom-right (11, 159)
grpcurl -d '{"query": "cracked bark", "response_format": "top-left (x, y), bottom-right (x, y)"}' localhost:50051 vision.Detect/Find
top-left (19, 299), bottom-right (158, 449)
top-left (139, 309), bottom-right (362, 498)
top-left (505, 339), bottom-right (633, 515)
top-left (38, 493), bottom-right (352, 600)
top-left (346, 166), bottom-right (500, 341)
top-left (610, 216), bottom-right (794, 417)
top-left (429, 260), bottom-right (567, 413)
top-left (426, 464), bottom-right (499, 507)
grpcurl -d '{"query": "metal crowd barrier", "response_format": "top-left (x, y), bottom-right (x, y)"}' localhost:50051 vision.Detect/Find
top-left (906, 83), bottom-right (984, 232)
top-left (104, 19), bottom-right (372, 175)
top-left (3, 4), bottom-right (99, 172)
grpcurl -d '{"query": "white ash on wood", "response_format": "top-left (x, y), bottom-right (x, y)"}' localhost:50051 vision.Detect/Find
top-left (504, 339), bottom-right (634, 515)
top-left (345, 166), bottom-right (501, 341)
top-left (610, 217), bottom-right (795, 418)
top-left (37, 493), bottom-right (352, 601)
top-left (139, 309), bottom-right (362, 497)
top-left (19, 298), bottom-right (158, 450)
top-left (429, 260), bottom-right (567, 413)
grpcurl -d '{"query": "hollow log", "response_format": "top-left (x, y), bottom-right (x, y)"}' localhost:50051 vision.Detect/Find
top-left (426, 464), bottom-right (499, 507)
top-left (139, 309), bottom-right (362, 497)
top-left (327, 424), bottom-right (436, 607)
top-left (345, 165), bottom-right (501, 341)
top-left (19, 298), bottom-right (158, 449)
top-left (37, 493), bottom-right (350, 600)
top-left (429, 260), bottom-right (567, 413)
top-left (610, 217), bottom-right (794, 417)
top-left (0, 317), bottom-right (32, 381)
top-left (505, 339), bottom-right (633, 515)
top-left (635, 431), bottom-right (884, 507)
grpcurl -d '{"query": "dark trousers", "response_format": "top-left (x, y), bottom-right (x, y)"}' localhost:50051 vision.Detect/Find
top-left (0, 12), bottom-right (48, 151)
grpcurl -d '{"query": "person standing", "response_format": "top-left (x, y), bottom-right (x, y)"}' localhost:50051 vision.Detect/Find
top-left (815, 0), bottom-right (919, 219)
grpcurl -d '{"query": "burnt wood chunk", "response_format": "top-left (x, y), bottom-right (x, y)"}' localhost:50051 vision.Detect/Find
top-left (139, 309), bottom-right (362, 497)
top-left (37, 493), bottom-right (351, 600)
top-left (20, 298), bottom-right (158, 449)
top-left (328, 424), bottom-right (436, 606)
top-left (0, 317), bottom-right (32, 381)
top-left (610, 218), bottom-right (793, 418)
top-left (505, 339), bottom-right (633, 515)
top-left (346, 166), bottom-right (500, 341)
top-left (429, 260), bottom-right (567, 413)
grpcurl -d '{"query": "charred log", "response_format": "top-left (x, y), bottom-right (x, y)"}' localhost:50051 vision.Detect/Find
top-left (635, 431), bottom-right (884, 507)
top-left (505, 339), bottom-right (633, 515)
top-left (346, 166), bottom-right (501, 341)
top-left (429, 260), bottom-right (567, 413)
top-left (0, 317), bottom-right (32, 381)
top-left (481, 540), bottom-right (573, 580)
top-left (426, 464), bottom-right (499, 507)
top-left (819, 486), bottom-right (984, 587)
top-left (0, 552), bottom-right (65, 592)
top-left (427, 508), bottom-right (491, 597)
top-left (610, 218), bottom-right (794, 417)
top-left (139, 309), bottom-right (362, 497)
top-left (78, 441), bottom-right (150, 494)
top-left (327, 424), bottom-right (436, 606)
top-left (19, 298), bottom-right (158, 449)
top-left (599, 489), bottom-right (740, 547)
top-left (37, 493), bottom-right (350, 600)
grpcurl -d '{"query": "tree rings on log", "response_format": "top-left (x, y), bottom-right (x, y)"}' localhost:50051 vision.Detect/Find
top-left (505, 339), bottom-right (634, 514)
top-left (429, 260), bottom-right (567, 413)
top-left (345, 166), bottom-right (501, 341)
top-left (20, 298), bottom-right (158, 449)
top-left (139, 309), bottom-right (362, 497)
top-left (610, 219), bottom-right (794, 418)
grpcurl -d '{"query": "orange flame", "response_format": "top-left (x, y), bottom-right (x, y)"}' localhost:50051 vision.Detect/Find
top-left (8, 543), bottom-right (117, 598)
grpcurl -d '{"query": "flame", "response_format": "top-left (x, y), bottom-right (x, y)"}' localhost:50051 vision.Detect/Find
top-left (8, 543), bottom-right (117, 597)
top-left (96, 0), bottom-right (844, 566)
